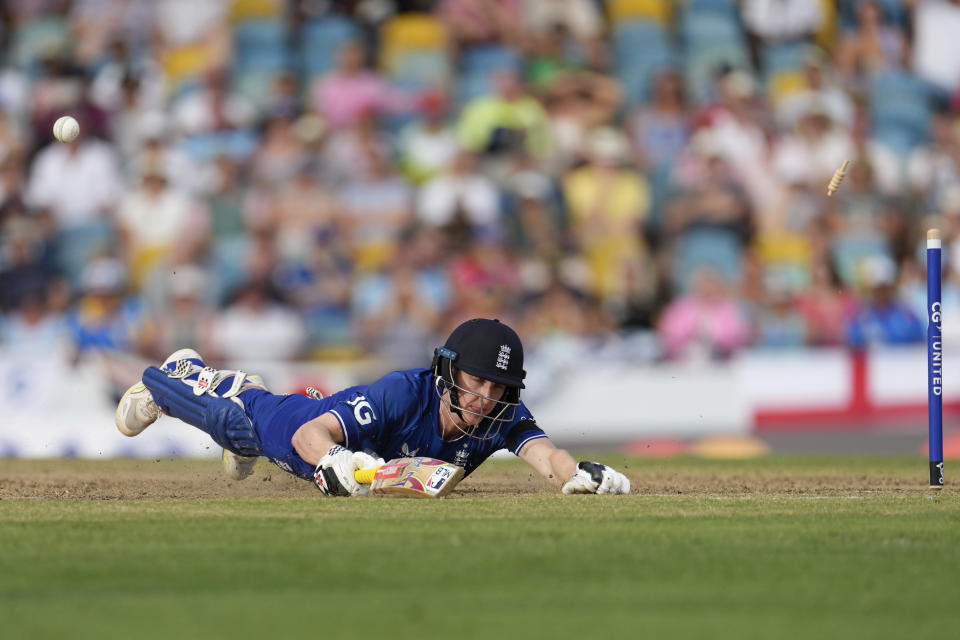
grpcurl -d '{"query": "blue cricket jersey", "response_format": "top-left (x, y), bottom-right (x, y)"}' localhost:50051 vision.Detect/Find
top-left (239, 368), bottom-right (547, 479)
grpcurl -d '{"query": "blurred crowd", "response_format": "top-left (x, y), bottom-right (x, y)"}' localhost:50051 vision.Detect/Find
top-left (2, 0), bottom-right (960, 369)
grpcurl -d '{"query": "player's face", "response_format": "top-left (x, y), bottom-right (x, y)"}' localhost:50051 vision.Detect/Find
top-left (454, 370), bottom-right (505, 426)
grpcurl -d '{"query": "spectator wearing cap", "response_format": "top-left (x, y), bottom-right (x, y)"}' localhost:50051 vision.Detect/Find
top-left (697, 70), bottom-right (779, 214)
top-left (657, 267), bottom-right (752, 361)
top-left (445, 229), bottom-right (519, 329)
top-left (835, 0), bottom-right (908, 78)
top-left (336, 147), bottom-right (414, 273)
top-left (397, 90), bottom-right (459, 184)
top-left (540, 66), bottom-right (623, 173)
top-left (776, 50), bottom-right (855, 131)
top-left (772, 98), bottom-right (855, 190)
top-left (66, 257), bottom-right (151, 355)
top-left (897, 249), bottom-right (960, 348)
top-left (25, 113), bottom-right (122, 231)
top-left (628, 69), bottom-right (691, 177)
top-left (271, 160), bottom-right (341, 264)
top-left (439, 0), bottom-right (523, 50)
top-left (906, 111), bottom-right (960, 215)
top-left (310, 40), bottom-right (414, 130)
top-left (114, 160), bottom-right (210, 289)
top-left (170, 68), bottom-right (258, 137)
top-left (318, 106), bottom-right (394, 188)
top-left (0, 216), bottom-right (58, 314)
top-left (794, 254), bottom-right (859, 347)
top-left (742, 0), bottom-right (823, 43)
top-left (352, 238), bottom-right (449, 368)
top-left (522, 0), bottom-right (605, 69)
top-left (741, 0), bottom-right (823, 69)
top-left (207, 279), bottom-right (307, 362)
top-left (751, 272), bottom-right (809, 348)
top-left (663, 130), bottom-right (754, 254)
top-left (0, 286), bottom-right (68, 355)
top-left (97, 73), bottom-right (167, 162)
top-left (912, 0), bottom-right (960, 97)
top-left (457, 68), bottom-right (552, 158)
top-left (825, 158), bottom-right (895, 288)
top-left (251, 114), bottom-right (310, 186)
top-left (562, 127), bottom-right (653, 313)
top-left (416, 149), bottom-right (501, 239)
top-left (145, 263), bottom-right (216, 359)
top-left (845, 255), bottom-right (922, 348)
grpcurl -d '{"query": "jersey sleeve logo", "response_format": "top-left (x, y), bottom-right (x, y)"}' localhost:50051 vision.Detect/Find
top-left (346, 395), bottom-right (376, 425)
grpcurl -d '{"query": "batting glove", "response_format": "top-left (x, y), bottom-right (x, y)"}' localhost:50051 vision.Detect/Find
top-left (314, 445), bottom-right (381, 497)
top-left (562, 461), bottom-right (631, 495)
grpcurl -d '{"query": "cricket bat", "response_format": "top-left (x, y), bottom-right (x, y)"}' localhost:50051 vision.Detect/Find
top-left (353, 457), bottom-right (464, 498)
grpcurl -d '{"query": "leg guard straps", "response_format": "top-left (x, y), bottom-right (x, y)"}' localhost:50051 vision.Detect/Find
top-left (142, 366), bottom-right (262, 456)
top-left (163, 359), bottom-right (255, 399)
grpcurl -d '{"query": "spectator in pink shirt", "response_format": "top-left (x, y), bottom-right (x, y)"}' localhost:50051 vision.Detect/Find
top-left (311, 40), bottom-right (413, 129)
top-left (658, 268), bottom-right (751, 361)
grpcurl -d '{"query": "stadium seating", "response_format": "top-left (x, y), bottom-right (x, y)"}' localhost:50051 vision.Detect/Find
top-left (868, 69), bottom-right (932, 153)
top-left (10, 16), bottom-right (71, 76)
top-left (379, 14), bottom-right (450, 89)
top-left (613, 20), bottom-right (677, 107)
top-left (685, 0), bottom-right (739, 19)
top-left (606, 0), bottom-right (673, 25)
top-left (679, 9), bottom-right (750, 103)
top-left (380, 13), bottom-right (447, 50)
top-left (671, 228), bottom-right (743, 293)
top-left (232, 19), bottom-right (290, 72)
top-left (230, 19), bottom-right (291, 106)
top-left (229, 0), bottom-right (283, 22)
top-left (454, 45), bottom-right (523, 109)
top-left (298, 16), bottom-right (361, 79)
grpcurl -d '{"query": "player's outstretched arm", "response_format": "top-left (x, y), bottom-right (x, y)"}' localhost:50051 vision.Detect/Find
top-left (292, 413), bottom-right (381, 497)
top-left (518, 438), bottom-right (630, 495)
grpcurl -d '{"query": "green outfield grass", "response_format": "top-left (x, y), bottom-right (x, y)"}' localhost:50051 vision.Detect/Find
top-left (1, 456), bottom-right (958, 639)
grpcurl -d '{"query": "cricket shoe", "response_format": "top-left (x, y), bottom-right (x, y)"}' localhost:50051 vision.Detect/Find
top-left (222, 449), bottom-right (259, 481)
top-left (114, 348), bottom-right (204, 437)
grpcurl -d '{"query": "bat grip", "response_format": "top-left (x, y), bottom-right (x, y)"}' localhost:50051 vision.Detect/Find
top-left (354, 466), bottom-right (379, 484)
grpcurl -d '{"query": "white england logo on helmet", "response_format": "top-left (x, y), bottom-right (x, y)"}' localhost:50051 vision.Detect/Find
top-left (496, 345), bottom-right (511, 370)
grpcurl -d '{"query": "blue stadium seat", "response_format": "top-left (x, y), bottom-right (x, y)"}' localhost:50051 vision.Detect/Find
top-left (671, 228), bottom-right (743, 293)
top-left (233, 19), bottom-right (290, 72)
top-left (461, 45), bottom-right (521, 74)
top-left (686, 0), bottom-right (738, 16)
top-left (837, 0), bottom-right (908, 31)
top-left (683, 43), bottom-right (751, 104)
top-left (298, 16), bottom-right (361, 78)
top-left (868, 70), bottom-right (931, 153)
top-left (830, 233), bottom-right (892, 288)
top-left (11, 16), bottom-right (70, 75)
top-left (230, 68), bottom-right (285, 109)
top-left (680, 11), bottom-right (744, 53)
top-left (613, 20), bottom-right (677, 107)
top-left (762, 42), bottom-right (813, 76)
top-left (613, 20), bottom-right (674, 64)
top-left (384, 49), bottom-right (450, 88)
top-left (454, 69), bottom-right (495, 109)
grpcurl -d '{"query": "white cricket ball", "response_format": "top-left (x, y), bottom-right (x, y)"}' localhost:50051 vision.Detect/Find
top-left (53, 116), bottom-right (80, 143)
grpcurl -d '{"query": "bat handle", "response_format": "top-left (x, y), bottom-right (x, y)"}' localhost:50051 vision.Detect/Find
top-left (354, 466), bottom-right (379, 484)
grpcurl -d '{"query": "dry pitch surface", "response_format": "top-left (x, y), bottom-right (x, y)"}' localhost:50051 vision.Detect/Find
top-left (0, 455), bottom-right (937, 501)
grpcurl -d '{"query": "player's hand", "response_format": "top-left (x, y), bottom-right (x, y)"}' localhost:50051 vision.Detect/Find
top-left (561, 461), bottom-right (631, 495)
top-left (352, 451), bottom-right (384, 476)
top-left (314, 445), bottom-right (368, 497)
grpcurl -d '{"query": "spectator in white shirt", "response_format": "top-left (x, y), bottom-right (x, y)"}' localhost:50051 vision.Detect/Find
top-left (114, 161), bottom-right (210, 289)
top-left (417, 150), bottom-right (501, 233)
top-left (26, 131), bottom-right (121, 229)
